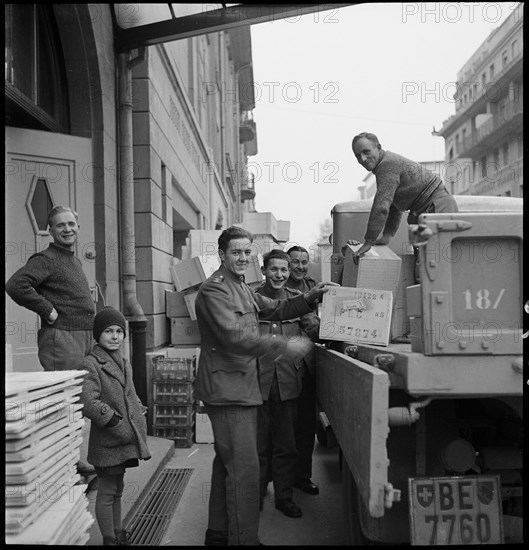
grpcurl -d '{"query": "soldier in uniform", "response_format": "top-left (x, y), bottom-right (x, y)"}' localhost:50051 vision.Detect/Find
top-left (255, 249), bottom-right (320, 519)
top-left (285, 246), bottom-right (321, 497)
top-left (194, 227), bottom-right (334, 546)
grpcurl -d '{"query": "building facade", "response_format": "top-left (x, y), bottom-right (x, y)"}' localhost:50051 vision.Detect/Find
top-left (435, 3), bottom-right (523, 197)
top-left (4, 4), bottom-right (279, 371)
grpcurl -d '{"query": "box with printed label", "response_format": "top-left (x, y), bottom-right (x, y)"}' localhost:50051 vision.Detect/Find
top-left (170, 255), bottom-right (220, 292)
top-left (342, 244), bottom-right (402, 296)
top-left (170, 317), bottom-right (201, 345)
top-left (319, 286), bottom-right (393, 346)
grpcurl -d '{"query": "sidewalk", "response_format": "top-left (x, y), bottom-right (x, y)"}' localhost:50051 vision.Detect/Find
top-left (86, 435), bottom-right (175, 545)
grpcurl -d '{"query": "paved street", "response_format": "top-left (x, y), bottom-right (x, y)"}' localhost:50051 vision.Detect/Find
top-left (161, 440), bottom-right (346, 546)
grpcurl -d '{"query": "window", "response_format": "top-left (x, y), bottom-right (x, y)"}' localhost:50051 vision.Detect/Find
top-left (481, 73), bottom-right (486, 87)
top-left (493, 149), bottom-right (500, 167)
top-left (512, 39), bottom-right (518, 58)
top-left (29, 178), bottom-right (54, 232)
top-left (502, 142), bottom-right (509, 166)
top-left (480, 156), bottom-right (487, 178)
top-left (502, 50), bottom-right (508, 68)
top-left (489, 63), bottom-right (495, 80)
top-left (5, 4), bottom-right (69, 132)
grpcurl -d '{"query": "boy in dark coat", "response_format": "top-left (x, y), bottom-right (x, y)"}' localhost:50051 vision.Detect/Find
top-left (78, 307), bottom-right (151, 545)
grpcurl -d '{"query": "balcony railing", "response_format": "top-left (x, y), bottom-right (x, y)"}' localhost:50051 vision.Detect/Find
top-left (241, 173), bottom-right (255, 201)
top-left (473, 157), bottom-right (523, 195)
top-left (457, 100), bottom-right (523, 156)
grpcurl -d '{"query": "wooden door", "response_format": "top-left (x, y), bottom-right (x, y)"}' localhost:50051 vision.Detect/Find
top-left (5, 127), bottom-right (95, 372)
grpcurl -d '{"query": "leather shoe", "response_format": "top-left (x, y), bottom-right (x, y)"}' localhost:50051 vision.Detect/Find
top-left (294, 479), bottom-right (319, 495)
top-left (275, 499), bottom-right (302, 518)
top-left (204, 529), bottom-right (228, 546)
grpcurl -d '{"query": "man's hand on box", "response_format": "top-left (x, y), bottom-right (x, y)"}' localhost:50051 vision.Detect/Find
top-left (351, 242), bottom-right (372, 265)
top-left (304, 282), bottom-right (340, 304)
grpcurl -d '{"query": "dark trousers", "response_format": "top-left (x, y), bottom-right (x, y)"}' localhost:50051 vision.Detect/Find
top-left (37, 326), bottom-right (93, 371)
top-left (205, 404), bottom-right (260, 546)
top-left (407, 184), bottom-right (458, 225)
top-left (257, 376), bottom-right (298, 502)
top-left (295, 371), bottom-right (316, 481)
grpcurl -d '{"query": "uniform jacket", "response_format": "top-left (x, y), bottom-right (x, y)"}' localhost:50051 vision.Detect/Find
top-left (78, 344), bottom-right (151, 468)
top-left (255, 285), bottom-right (307, 401)
top-left (284, 276), bottom-right (321, 374)
top-left (193, 264), bottom-right (314, 406)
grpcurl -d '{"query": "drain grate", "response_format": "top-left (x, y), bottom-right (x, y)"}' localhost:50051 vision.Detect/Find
top-left (125, 468), bottom-right (194, 546)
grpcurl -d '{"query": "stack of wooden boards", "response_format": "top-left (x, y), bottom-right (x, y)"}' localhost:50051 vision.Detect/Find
top-left (5, 370), bottom-right (94, 545)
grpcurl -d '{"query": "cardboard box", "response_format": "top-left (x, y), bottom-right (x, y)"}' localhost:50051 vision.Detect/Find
top-left (184, 290), bottom-right (199, 321)
top-left (170, 317), bottom-right (201, 345)
top-left (165, 290), bottom-right (189, 318)
top-left (170, 255), bottom-right (220, 291)
top-left (342, 244), bottom-right (402, 296)
top-left (319, 286), bottom-right (393, 346)
top-left (390, 254), bottom-right (416, 341)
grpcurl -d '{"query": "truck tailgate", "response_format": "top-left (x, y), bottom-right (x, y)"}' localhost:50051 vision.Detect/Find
top-left (315, 345), bottom-right (390, 517)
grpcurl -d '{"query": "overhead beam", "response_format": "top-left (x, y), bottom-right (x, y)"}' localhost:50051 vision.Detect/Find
top-left (114, 3), bottom-right (358, 51)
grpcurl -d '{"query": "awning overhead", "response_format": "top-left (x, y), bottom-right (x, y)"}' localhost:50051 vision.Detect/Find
top-left (112, 3), bottom-right (357, 51)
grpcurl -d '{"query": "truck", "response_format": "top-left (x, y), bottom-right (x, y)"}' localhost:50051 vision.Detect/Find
top-left (315, 195), bottom-right (523, 545)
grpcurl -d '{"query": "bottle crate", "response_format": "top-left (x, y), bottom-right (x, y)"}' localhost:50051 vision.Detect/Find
top-left (153, 380), bottom-right (194, 404)
top-left (152, 355), bottom-right (196, 380)
top-left (153, 403), bottom-right (195, 427)
top-left (153, 425), bottom-right (195, 448)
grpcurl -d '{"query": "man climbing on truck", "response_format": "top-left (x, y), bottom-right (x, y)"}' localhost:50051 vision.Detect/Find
top-left (350, 132), bottom-right (458, 264)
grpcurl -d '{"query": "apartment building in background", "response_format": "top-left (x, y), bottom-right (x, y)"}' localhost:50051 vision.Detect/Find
top-left (435, 3), bottom-right (523, 197)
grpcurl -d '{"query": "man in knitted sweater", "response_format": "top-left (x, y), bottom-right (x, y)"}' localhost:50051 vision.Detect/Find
top-left (351, 132), bottom-right (457, 261)
top-left (6, 205), bottom-right (96, 476)
top-left (6, 205), bottom-right (95, 371)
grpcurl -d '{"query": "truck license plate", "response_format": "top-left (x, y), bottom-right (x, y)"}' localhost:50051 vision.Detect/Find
top-left (408, 476), bottom-right (503, 545)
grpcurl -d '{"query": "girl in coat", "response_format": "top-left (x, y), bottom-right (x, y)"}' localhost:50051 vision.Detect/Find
top-left (79, 306), bottom-right (151, 545)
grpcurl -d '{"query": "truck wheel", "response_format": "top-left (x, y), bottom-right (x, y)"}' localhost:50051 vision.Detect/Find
top-left (342, 462), bottom-right (370, 545)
